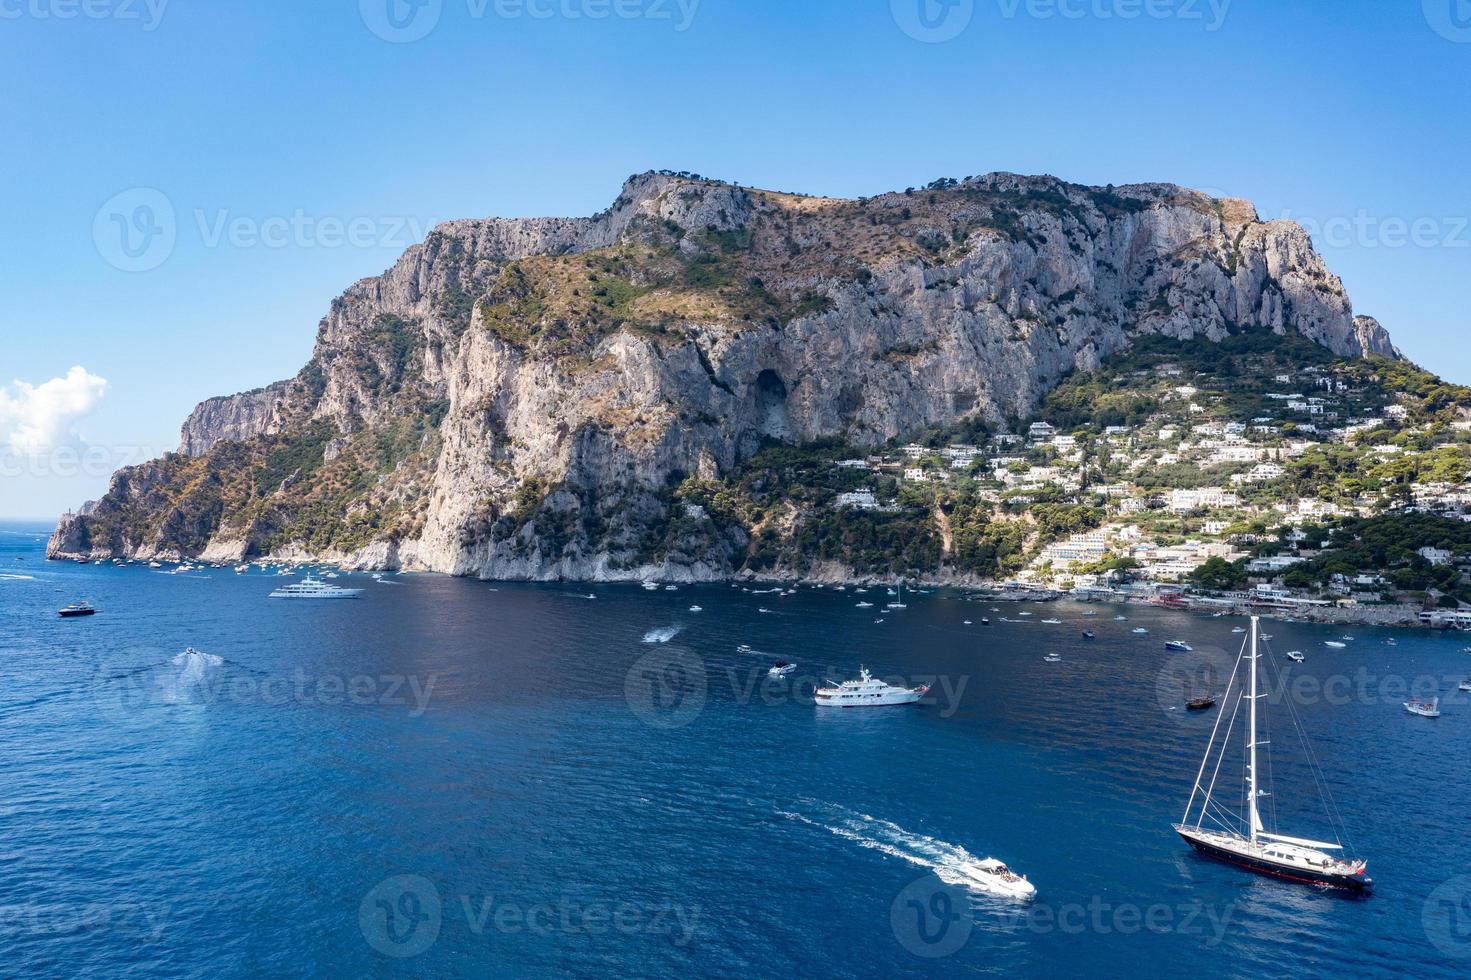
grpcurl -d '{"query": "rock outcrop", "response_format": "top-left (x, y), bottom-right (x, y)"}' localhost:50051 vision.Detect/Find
top-left (49, 170), bottom-right (1401, 577)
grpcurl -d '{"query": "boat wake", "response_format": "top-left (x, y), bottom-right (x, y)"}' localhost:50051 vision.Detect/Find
top-left (0, 572), bottom-right (35, 581)
top-left (641, 626), bottom-right (684, 644)
top-left (776, 802), bottom-right (997, 893)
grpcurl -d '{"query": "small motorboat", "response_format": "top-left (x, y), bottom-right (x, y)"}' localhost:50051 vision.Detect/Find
top-left (768, 661), bottom-right (797, 678)
top-left (1286, 651), bottom-right (1306, 662)
top-left (689, 605), bottom-right (702, 612)
top-left (1043, 653), bottom-right (1062, 663)
top-left (957, 858), bottom-right (1037, 901)
top-left (1231, 627), bottom-right (1246, 634)
top-left (856, 601), bottom-right (874, 608)
top-left (1115, 615), bottom-right (1128, 621)
top-left (1165, 640), bottom-right (1192, 652)
top-left (1186, 695), bottom-right (1217, 711)
top-left (1405, 698), bottom-right (1442, 718)
top-left (1459, 679), bottom-right (1471, 694)
top-left (963, 620), bottom-right (973, 625)
top-left (1324, 641), bottom-right (1347, 649)
top-left (1082, 611), bottom-right (1098, 617)
top-left (1082, 631), bottom-right (1096, 640)
top-left (1041, 618), bottom-right (1062, 625)
top-left (1132, 628), bottom-right (1149, 635)
top-left (58, 601), bottom-right (96, 618)
top-left (980, 618), bottom-right (991, 626)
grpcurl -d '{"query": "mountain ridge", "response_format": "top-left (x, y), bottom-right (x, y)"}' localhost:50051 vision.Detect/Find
top-left (50, 169), bottom-right (1403, 579)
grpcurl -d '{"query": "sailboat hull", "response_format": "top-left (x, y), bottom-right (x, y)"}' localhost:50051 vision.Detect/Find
top-left (1176, 830), bottom-right (1373, 892)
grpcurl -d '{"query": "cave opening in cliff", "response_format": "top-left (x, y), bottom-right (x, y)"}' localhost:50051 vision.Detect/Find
top-left (755, 369), bottom-right (790, 440)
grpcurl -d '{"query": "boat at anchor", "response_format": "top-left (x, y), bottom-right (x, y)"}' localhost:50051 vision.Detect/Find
top-left (813, 668), bottom-right (927, 707)
top-left (1174, 617), bottom-right (1372, 892)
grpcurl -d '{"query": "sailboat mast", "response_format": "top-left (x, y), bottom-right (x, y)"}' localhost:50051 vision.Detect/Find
top-left (1247, 615), bottom-right (1261, 845)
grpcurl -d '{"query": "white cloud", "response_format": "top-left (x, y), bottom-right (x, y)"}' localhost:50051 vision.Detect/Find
top-left (0, 366), bottom-right (109, 454)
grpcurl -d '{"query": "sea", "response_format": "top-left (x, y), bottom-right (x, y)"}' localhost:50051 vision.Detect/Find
top-left (1, 520), bottom-right (1469, 978)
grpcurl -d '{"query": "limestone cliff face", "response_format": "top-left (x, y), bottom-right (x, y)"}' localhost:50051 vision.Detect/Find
top-left (50, 170), bottom-right (1399, 577)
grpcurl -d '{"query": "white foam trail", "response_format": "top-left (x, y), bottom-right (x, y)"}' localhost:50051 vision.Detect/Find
top-left (641, 626), bottom-right (683, 644)
top-left (0, 573), bottom-right (35, 580)
top-left (777, 803), bottom-right (988, 890)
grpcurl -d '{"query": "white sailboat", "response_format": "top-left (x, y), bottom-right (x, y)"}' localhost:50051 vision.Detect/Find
top-left (1174, 617), bottom-right (1372, 892)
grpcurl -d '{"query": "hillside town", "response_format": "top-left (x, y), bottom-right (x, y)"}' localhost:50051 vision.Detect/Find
top-left (826, 354), bottom-right (1471, 627)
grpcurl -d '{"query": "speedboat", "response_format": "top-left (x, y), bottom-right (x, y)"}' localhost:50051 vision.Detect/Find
top-left (688, 605), bottom-right (702, 612)
top-left (1232, 627), bottom-right (1246, 634)
top-left (814, 667), bottom-right (927, 707)
top-left (1041, 618), bottom-right (1062, 625)
top-left (1165, 640), bottom-right (1192, 652)
top-left (1082, 631), bottom-right (1096, 640)
top-left (1406, 694), bottom-right (1441, 718)
top-left (1286, 651), bottom-right (1305, 663)
top-left (768, 662), bottom-right (797, 678)
top-left (856, 601), bottom-right (874, 608)
top-left (1324, 641), bottom-right (1347, 649)
top-left (957, 858), bottom-right (1037, 900)
top-left (268, 575), bottom-right (363, 599)
top-left (1132, 628), bottom-right (1149, 635)
top-left (58, 601), bottom-right (97, 618)
top-left (1458, 679), bottom-right (1471, 694)
top-left (1405, 698), bottom-right (1441, 718)
top-left (1043, 653), bottom-right (1062, 663)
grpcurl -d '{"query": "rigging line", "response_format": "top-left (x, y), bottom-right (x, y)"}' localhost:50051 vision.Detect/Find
top-left (1263, 641), bottom-right (1280, 835)
top-left (1198, 645), bottom-right (1247, 829)
top-left (1279, 663), bottom-right (1355, 852)
top-left (1183, 632), bottom-right (1248, 823)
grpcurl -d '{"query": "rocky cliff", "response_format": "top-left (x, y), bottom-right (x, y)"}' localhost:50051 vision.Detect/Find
top-left (49, 169), bottom-right (1400, 578)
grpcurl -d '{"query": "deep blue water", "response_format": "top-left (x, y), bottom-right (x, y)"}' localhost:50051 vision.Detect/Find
top-left (2, 520), bottom-right (1470, 977)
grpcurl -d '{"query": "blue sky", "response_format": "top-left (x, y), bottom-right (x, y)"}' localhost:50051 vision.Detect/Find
top-left (2, 0), bottom-right (1469, 518)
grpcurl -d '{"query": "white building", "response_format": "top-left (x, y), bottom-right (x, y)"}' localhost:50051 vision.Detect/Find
top-left (836, 489), bottom-right (879, 510)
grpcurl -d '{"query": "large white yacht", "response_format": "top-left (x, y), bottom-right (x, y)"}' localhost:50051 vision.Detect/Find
top-left (813, 667), bottom-right (927, 707)
top-left (268, 575), bottom-right (363, 599)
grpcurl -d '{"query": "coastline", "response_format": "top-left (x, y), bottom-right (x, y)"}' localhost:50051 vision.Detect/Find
top-left (44, 542), bottom-right (1448, 632)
